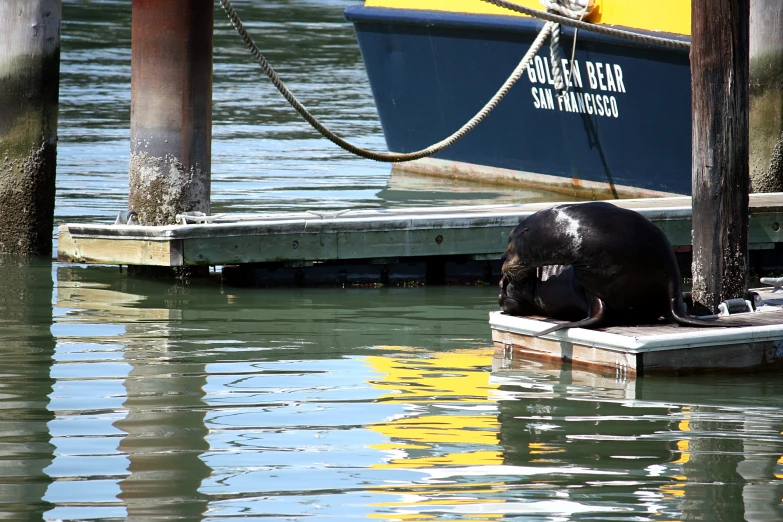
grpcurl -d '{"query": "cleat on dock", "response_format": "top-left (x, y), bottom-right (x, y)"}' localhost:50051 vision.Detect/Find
top-left (760, 277), bottom-right (783, 292)
top-left (114, 210), bottom-right (140, 226)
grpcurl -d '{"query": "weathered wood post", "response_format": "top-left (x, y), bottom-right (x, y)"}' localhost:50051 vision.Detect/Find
top-left (690, 0), bottom-right (750, 314)
top-left (0, 1), bottom-right (61, 256)
top-left (129, 0), bottom-right (213, 226)
top-left (749, 0), bottom-right (783, 192)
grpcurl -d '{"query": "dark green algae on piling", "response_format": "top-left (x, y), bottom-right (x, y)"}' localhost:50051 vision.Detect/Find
top-left (0, 51), bottom-right (60, 256)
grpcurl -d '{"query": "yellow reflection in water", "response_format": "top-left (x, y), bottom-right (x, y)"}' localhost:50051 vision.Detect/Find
top-left (673, 409), bottom-right (691, 465)
top-left (373, 449), bottom-right (503, 469)
top-left (528, 442), bottom-right (565, 455)
top-left (367, 348), bottom-right (497, 403)
top-left (660, 407), bottom-right (691, 500)
top-left (365, 347), bottom-right (499, 464)
top-left (671, 440), bottom-right (690, 464)
top-left (371, 415), bottom-right (499, 447)
top-left (362, 347), bottom-right (505, 520)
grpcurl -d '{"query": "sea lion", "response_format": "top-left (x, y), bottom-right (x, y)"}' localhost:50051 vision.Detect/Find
top-left (499, 265), bottom-right (589, 320)
top-left (502, 201), bottom-right (730, 335)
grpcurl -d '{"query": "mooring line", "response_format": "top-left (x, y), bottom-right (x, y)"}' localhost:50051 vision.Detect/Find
top-left (219, 0), bottom-right (552, 163)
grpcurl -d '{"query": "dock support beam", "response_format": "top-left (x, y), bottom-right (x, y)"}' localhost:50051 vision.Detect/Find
top-left (0, 1), bottom-right (61, 256)
top-left (129, 0), bottom-right (213, 226)
top-left (691, 0), bottom-right (750, 313)
top-left (749, 0), bottom-right (783, 192)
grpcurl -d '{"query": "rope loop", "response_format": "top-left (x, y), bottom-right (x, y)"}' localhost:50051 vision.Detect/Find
top-left (542, 0), bottom-right (592, 95)
top-left (540, 0), bottom-right (593, 19)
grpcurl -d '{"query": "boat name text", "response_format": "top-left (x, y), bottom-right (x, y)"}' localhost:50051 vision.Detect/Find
top-left (527, 56), bottom-right (625, 118)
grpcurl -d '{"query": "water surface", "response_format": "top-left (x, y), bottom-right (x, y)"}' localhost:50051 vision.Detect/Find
top-left (3, 1), bottom-right (783, 520)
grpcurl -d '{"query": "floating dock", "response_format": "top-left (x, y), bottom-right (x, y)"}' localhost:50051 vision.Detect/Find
top-left (60, 193), bottom-right (783, 372)
top-left (58, 194), bottom-right (783, 272)
top-left (491, 288), bottom-right (783, 376)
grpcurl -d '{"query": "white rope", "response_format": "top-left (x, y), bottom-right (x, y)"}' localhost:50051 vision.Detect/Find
top-left (540, 0), bottom-right (592, 18)
top-left (549, 22), bottom-right (565, 92)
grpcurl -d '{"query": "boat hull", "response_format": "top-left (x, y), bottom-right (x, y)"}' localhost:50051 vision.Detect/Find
top-left (345, 6), bottom-right (692, 197)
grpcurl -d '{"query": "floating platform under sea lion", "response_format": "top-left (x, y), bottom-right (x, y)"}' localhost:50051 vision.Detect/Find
top-left (490, 288), bottom-right (783, 376)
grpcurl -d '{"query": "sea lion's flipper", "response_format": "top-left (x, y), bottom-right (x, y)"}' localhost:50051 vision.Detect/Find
top-left (534, 294), bottom-right (606, 337)
top-left (535, 317), bottom-right (602, 336)
top-left (669, 297), bottom-right (750, 328)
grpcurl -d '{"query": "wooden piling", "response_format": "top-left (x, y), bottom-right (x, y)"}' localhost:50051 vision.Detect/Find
top-left (691, 0), bottom-right (750, 314)
top-left (129, 0), bottom-right (213, 226)
top-left (749, 0), bottom-right (783, 192)
top-left (0, 1), bottom-right (61, 256)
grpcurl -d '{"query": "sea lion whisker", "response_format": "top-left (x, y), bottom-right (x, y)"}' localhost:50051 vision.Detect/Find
top-left (502, 264), bottom-right (528, 284)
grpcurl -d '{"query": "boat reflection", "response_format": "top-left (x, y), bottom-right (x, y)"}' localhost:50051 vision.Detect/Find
top-left (364, 348), bottom-right (508, 520)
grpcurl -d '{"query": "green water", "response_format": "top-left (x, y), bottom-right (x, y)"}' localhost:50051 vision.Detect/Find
top-left (5, 258), bottom-right (783, 520)
top-left (2, 1), bottom-right (781, 520)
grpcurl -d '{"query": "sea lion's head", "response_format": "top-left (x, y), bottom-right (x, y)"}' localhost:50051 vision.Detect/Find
top-left (502, 206), bottom-right (583, 280)
top-left (501, 224), bottom-right (530, 283)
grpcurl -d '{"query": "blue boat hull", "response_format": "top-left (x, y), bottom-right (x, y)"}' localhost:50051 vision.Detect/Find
top-left (345, 6), bottom-right (692, 196)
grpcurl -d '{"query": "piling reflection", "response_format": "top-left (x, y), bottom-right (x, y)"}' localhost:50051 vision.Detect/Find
top-left (55, 266), bottom-right (212, 519)
top-left (736, 416), bottom-right (783, 521)
top-left (675, 405), bottom-right (783, 521)
top-left (0, 258), bottom-right (55, 519)
top-left (113, 334), bottom-right (211, 520)
top-left (110, 289), bottom-right (211, 520)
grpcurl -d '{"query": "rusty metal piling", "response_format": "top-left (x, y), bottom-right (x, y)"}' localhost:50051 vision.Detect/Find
top-left (129, 0), bottom-right (213, 226)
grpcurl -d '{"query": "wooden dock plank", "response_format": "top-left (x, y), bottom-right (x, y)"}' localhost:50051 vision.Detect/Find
top-left (58, 227), bottom-right (181, 266)
top-left (57, 193), bottom-right (783, 267)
